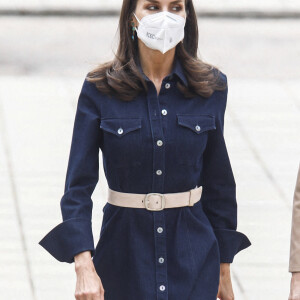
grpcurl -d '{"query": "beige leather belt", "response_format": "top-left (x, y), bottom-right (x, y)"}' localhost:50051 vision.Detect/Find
top-left (107, 186), bottom-right (203, 211)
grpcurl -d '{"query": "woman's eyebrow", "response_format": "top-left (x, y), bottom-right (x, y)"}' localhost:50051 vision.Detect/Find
top-left (144, 0), bottom-right (184, 4)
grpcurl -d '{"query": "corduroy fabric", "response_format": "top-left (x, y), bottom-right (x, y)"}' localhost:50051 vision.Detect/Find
top-left (39, 55), bottom-right (251, 299)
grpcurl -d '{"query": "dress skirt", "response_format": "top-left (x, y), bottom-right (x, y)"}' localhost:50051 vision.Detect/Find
top-left (92, 198), bottom-right (220, 300)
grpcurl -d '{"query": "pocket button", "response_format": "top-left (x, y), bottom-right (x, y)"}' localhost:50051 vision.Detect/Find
top-left (157, 140), bottom-right (163, 146)
top-left (117, 128), bottom-right (123, 135)
top-left (195, 125), bottom-right (201, 132)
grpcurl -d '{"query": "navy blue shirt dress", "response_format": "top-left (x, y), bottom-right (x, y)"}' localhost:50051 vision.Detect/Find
top-left (39, 55), bottom-right (251, 300)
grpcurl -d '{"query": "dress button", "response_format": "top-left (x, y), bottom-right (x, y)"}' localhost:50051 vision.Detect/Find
top-left (195, 125), bottom-right (201, 132)
top-left (161, 109), bottom-right (167, 115)
top-left (156, 169), bottom-right (162, 175)
top-left (159, 285), bottom-right (166, 291)
top-left (157, 140), bottom-right (163, 146)
top-left (117, 128), bottom-right (123, 134)
top-left (157, 227), bottom-right (163, 233)
top-left (158, 257), bottom-right (164, 263)
top-left (165, 83), bottom-right (171, 89)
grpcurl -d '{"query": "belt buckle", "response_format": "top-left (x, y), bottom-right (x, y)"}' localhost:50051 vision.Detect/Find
top-left (144, 193), bottom-right (166, 211)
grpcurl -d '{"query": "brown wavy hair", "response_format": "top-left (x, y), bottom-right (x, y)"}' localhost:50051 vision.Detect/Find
top-left (86, 0), bottom-right (227, 101)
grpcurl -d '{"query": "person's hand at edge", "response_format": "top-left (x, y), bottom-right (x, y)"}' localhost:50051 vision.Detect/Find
top-left (74, 251), bottom-right (105, 300)
top-left (289, 272), bottom-right (300, 300)
top-left (217, 263), bottom-right (234, 300)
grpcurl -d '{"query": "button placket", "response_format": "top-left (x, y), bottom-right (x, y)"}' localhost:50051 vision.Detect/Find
top-left (146, 83), bottom-right (168, 299)
top-left (153, 213), bottom-right (168, 299)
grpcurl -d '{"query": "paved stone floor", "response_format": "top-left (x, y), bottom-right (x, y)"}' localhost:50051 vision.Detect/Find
top-left (0, 16), bottom-right (299, 300)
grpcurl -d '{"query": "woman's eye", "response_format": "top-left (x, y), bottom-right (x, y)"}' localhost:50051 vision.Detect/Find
top-left (172, 5), bottom-right (183, 11)
top-left (147, 5), bottom-right (158, 10)
top-left (146, 5), bottom-right (183, 12)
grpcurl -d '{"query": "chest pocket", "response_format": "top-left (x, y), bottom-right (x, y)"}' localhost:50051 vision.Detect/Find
top-left (100, 117), bottom-right (143, 168)
top-left (175, 114), bottom-right (216, 165)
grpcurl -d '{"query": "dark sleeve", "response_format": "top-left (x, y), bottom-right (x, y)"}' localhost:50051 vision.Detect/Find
top-left (201, 73), bottom-right (251, 263)
top-left (38, 78), bottom-right (101, 263)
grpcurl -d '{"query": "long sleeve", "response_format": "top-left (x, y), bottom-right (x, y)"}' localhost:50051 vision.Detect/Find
top-left (38, 78), bottom-right (101, 263)
top-left (289, 163), bottom-right (300, 272)
top-left (200, 73), bottom-right (251, 263)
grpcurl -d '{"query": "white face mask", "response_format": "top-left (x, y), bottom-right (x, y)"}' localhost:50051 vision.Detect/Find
top-left (133, 11), bottom-right (186, 54)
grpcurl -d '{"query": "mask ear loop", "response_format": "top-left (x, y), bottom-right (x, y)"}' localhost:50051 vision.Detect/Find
top-left (133, 12), bottom-right (140, 33)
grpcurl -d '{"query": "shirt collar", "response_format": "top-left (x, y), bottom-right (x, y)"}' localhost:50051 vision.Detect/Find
top-left (136, 55), bottom-right (188, 87)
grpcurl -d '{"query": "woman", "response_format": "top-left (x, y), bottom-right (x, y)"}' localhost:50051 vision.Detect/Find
top-left (289, 163), bottom-right (300, 300)
top-left (39, 0), bottom-right (251, 299)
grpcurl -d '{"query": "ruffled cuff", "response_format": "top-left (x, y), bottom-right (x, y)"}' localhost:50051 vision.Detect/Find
top-left (213, 228), bottom-right (251, 263)
top-left (38, 217), bottom-right (95, 263)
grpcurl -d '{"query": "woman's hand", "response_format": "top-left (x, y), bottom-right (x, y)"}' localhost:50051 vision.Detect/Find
top-left (289, 272), bottom-right (300, 300)
top-left (217, 263), bottom-right (234, 300)
top-left (74, 251), bottom-right (105, 300)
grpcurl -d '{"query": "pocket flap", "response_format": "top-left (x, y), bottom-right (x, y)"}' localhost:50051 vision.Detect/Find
top-left (176, 114), bottom-right (216, 134)
top-left (100, 118), bottom-right (142, 137)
